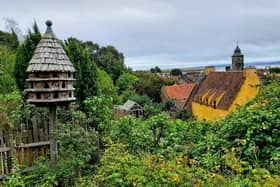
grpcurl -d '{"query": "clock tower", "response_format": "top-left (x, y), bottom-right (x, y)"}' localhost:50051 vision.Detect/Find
top-left (232, 45), bottom-right (244, 71)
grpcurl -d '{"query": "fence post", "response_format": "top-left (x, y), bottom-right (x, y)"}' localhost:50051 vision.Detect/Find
top-left (49, 105), bottom-right (57, 168)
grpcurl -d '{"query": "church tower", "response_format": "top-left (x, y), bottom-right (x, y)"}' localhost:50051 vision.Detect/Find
top-left (232, 45), bottom-right (244, 71)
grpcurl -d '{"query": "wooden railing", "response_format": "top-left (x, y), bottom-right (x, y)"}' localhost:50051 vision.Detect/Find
top-left (0, 141), bottom-right (50, 176)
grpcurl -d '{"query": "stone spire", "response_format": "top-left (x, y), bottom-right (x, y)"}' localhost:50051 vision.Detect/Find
top-left (232, 45), bottom-right (244, 71)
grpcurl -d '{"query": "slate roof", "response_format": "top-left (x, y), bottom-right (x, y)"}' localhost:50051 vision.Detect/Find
top-left (163, 83), bottom-right (195, 100)
top-left (26, 20), bottom-right (75, 73)
top-left (232, 45), bottom-right (243, 57)
top-left (193, 72), bottom-right (245, 110)
top-left (182, 71), bottom-right (203, 84)
top-left (117, 100), bottom-right (143, 111)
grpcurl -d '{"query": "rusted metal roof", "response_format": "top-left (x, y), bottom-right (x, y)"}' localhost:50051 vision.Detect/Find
top-left (26, 21), bottom-right (75, 73)
top-left (193, 72), bottom-right (245, 110)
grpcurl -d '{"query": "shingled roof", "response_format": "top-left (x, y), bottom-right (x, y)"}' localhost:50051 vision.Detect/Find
top-left (26, 20), bottom-right (75, 73)
top-left (193, 72), bottom-right (245, 110)
top-left (116, 100), bottom-right (144, 111)
top-left (163, 83), bottom-right (195, 100)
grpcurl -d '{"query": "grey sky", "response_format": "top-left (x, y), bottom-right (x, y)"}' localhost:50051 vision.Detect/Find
top-left (1, 0), bottom-right (280, 69)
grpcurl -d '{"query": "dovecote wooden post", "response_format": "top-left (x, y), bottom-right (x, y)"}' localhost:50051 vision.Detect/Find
top-left (25, 20), bottom-right (76, 168)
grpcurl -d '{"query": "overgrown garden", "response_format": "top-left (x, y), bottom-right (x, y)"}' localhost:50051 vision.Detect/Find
top-left (0, 21), bottom-right (279, 186)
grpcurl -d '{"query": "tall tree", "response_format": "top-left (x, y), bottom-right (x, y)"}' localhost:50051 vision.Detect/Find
top-left (14, 22), bottom-right (41, 92)
top-left (134, 71), bottom-right (165, 102)
top-left (150, 66), bottom-right (161, 73)
top-left (170, 68), bottom-right (182, 76)
top-left (116, 72), bottom-right (139, 93)
top-left (64, 37), bottom-right (99, 110)
top-left (96, 67), bottom-right (117, 97)
top-left (94, 45), bottom-right (126, 82)
top-left (0, 30), bottom-right (19, 51)
top-left (0, 46), bottom-right (17, 93)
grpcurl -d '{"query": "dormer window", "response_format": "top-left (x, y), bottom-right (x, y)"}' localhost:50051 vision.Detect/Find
top-left (213, 100), bottom-right (216, 109)
top-left (199, 97), bottom-right (202, 104)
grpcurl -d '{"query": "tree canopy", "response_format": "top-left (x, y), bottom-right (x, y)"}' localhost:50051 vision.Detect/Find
top-left (116, 72), bottom-right (139, 93)
top-left (170, 68), bottom-right (182, 76)
top-left (0, 46), bottom-right (17, 94)
top-left (14, 22), bottom-right (41, 92)
top-left (96, 67), bottom-right (117, 97)
top-left (150, 66), bottom-right (161, 73)
top-left (64, 37), bottom-right (99, 111)
top-left (94, 45), bottom-right (126, 82)
top-left (0, 30), bottom-right (19, 51)
top-left (134, 71), bottom-right (165, 102)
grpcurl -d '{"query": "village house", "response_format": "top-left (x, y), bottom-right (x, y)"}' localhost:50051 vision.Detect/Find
top-left (157, 73), bottom-right (181, 83)
top-left (189, 46), bottom-right (261, 121)
top-left (181, 70), bottom-right (204, 84)
top-left (161, 83), bottom-right (195, 108)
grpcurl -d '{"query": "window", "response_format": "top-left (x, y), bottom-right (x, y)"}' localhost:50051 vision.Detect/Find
top-left (44, 83), bottom-right (49, 88)
top-left (199, 97), bottom-right (202, 105)
top-left (69, 92), bottom-right (72, 97)
top-left (53, 73), bottom-right (58, 77)
top-left (213, 100), bottom-right (216, 109)
top-left (54, 92), bottom-right (59, 99)
top-left (36, 93), bottom-right (41, 99)
top-left (62, 82), bottom-right (66, 88)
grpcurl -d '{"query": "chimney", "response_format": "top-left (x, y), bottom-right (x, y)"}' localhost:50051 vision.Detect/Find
top-left (205, 66), bottom-right (216, 76)
top-left (225, 66), bottom-right (231, 71)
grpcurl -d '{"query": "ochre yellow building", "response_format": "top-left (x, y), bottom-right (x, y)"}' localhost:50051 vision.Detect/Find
top-left (191, 68), bottom-right (260, 121)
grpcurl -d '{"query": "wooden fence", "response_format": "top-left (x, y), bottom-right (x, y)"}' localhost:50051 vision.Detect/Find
top-left (0, 120), bottom-right (51, 176)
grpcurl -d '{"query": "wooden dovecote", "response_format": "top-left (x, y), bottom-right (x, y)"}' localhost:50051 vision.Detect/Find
top-left (26, 20), bottom-right (76, 105)
top-left (25, 20), bottom-right (76, 167)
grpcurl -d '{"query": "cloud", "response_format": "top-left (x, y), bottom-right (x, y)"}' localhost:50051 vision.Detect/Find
top-left (1, 0), bottom-right (280, 69)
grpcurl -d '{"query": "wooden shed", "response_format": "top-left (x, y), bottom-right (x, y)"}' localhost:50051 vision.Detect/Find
top-left (115, 100), bottom-right (144, 119)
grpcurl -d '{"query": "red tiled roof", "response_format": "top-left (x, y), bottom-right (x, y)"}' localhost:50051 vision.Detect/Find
top-left (163, 83), bottom-right (195, 100)
top-left (193, 72), bottom-right (245, 110)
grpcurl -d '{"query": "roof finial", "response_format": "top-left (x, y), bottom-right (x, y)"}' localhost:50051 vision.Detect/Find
top-left (233, 42), bottom-right (241, 54)
top-left (45, 20), bottom-right (53, 33)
